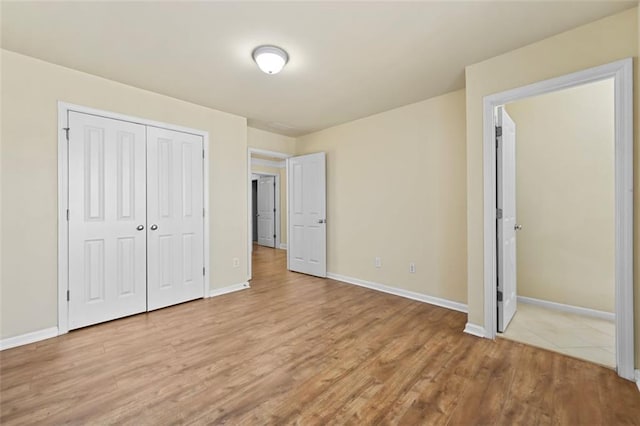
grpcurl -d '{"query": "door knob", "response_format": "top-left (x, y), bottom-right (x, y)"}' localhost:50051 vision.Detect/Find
top-left (514, 224), bottom-right (523, 231)
top-left (136, 225), bottom-right (144, 231)
top-left (150, 224), bottom-right (158, 230)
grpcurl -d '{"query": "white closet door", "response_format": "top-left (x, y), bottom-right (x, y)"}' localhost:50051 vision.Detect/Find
top-left (68, 112), bottom-right (147, 330)
top-left (257, 175), bottom-right (276, 247)
top-left (147, 127), bottom-right (205, 310)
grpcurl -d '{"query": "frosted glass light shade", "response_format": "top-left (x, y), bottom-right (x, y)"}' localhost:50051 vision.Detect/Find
top-left (252, 45), bottom-right (289, 75)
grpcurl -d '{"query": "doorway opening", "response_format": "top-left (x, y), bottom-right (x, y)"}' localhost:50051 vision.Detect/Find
top-left (246, 149), bottom-right (328, 281)
top-left (481, 58), bottom-right (634, 380)
top-left (496, 79), bottom-right (617, 368)
top-left (247, 148), bottom-right (291, 280)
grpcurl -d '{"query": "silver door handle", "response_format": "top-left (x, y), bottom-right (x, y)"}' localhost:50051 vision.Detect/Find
top-left (136, 225), bottom-right (144, 231)
top-left (150, 224), bottom-right (158, 230)
top-left (317, 219), bottom-right (326, 224)
top-left (514, 224), bottom-right (523, 231)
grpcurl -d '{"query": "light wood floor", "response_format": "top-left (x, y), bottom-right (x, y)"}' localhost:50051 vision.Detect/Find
top-left (1, 245), bottom-right (639, 424)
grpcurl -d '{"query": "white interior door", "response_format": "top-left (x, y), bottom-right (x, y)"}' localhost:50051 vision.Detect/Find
top-left (287, 152), bottom-right (326, 277)
top-left (257, 175), bottom-right (276, 247)
top-left (68, 112), bottom-right (147, 329)
top-left (147, 127), bottom-right (205, 311)
top-left (497, 106), bottom-right (518, 332)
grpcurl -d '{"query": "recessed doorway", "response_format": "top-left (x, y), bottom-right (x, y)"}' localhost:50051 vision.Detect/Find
top-left (482, 58), bottom-right (634, 380)
top-left (247, 148), bottom-right (291, 279)
top-left (495, 79), bottom-right (617, 369)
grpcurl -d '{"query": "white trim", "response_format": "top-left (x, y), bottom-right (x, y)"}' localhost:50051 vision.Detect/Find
top-left (464, 323), bottom-right (487, 338)
top-left (248, 148), bottom-right (291, 159)
top-left (247, 147), bottom-right (292, 280)
top-left (518, 296), bottom-right (615, 322)
top-left (327, 272), bottom-right (467, 313)
top-left (57, 102), bottom-right (211, 335)
top-left (481, 58), bottom-right (634, 380)
top-left (635, 370), bottom-right (640, 392)
top-left (251, 157), bottom-right (285, 169)
top-left (279, 243), bottom-right (288, 250)
top-left (286, 159), bottom-right (290, 271)
top-left (203, 123), bottom-right (211, 311)
top-left (206, 282), bottom-right (250, 298)
top-left (57, 105), bottom-right (70, 335)
top-left (0, 327), bottom-right (59, 351)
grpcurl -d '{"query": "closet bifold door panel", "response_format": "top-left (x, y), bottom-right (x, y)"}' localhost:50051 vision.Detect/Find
top-left (146, 126), bottom-right (205, 311)
top-left (68, 112), bottom-right (148, 330)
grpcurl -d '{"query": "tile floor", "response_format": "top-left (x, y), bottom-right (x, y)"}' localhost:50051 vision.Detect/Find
top-left (499, 303), bottom-right (615, 368)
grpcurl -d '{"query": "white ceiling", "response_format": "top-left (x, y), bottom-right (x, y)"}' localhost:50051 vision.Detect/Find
top-left (2, 1), bottom-right (635, 136)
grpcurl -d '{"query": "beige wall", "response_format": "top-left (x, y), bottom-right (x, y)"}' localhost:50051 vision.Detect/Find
top-left (0, 50), bottom-right (249, 339)
top-left (297, 90), bottom-right (467, 304)
top-left (251, 164), bottom-right (287, 247)
top-left (464, 8), bottom-right (639, 365)
top-left (506, 79), bottom-right (615, 313)
top-left (248, 127), bottom-right (296, 155)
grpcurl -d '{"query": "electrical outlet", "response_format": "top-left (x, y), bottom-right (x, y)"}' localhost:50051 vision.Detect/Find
top-left (375, 257), bottom-right (382, 268)
top-left (409, 262), bottom-right (416, 273)
top-left (233, 257), bottom-right (240, 268)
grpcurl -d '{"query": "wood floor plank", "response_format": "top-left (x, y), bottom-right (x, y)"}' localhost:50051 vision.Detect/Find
top-left (1, 244), bottom-right (639, 424)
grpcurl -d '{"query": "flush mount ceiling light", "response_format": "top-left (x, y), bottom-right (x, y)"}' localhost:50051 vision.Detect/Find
top-left (252, 45), bottom-right (289, 75)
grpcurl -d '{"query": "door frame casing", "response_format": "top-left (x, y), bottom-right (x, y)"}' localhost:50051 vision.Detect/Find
top-left (253, 171), bottom-right (281, 249)
top-left (247, 147), bottom-right (292, 280)
top-left (57, 102), bottom-right (211, 335)
top-left (478, 58), bottom-right (634, 380)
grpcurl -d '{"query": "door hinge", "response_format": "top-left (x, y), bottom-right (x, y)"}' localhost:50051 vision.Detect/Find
top-left (497, 290), bottom-right (503, 302)
top-left (495, 126), bottom-right (502, 137)
top-left (66, 209), bottom-right (70, 221)
top-left (273, 208), bottom-right (276, 212)
top-left (273, 234), bottom-right (276, 238)
top-left (497, 208), bottom-right (503, 219)
top-left (203, 208), bottom-right (205, 217)
top-left (66, 290), bottom-right (70, 301)
top-left (202, 150), bottom-right (205, 159)
top-left (63, 127), bottom-right (70, 141)
top-left (203, 267), bottom-right (205, 276)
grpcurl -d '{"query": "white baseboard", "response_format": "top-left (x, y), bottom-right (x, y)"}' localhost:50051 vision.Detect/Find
top-left (207, 282), bottom-right (250, 298)
top-left (464, 323), bottom-right (487, 338)
top-left (279, 243), bottom-right (287, 250)
top-left (635, 370), bottom-right (640, 392)
top-left (327, 272), bottom-right (467, 313)
top-left (0, 327), bottom-right (59, 351)
top-left (518, 296), bottom-right (615, 322)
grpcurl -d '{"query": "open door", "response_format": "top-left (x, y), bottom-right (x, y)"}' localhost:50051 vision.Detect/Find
top-left (287, 152), bottom-right (326, 277)
top-left (257, 175), bottom-right (276, 248)
top-left (497, 106), bottom-right (518, 332)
